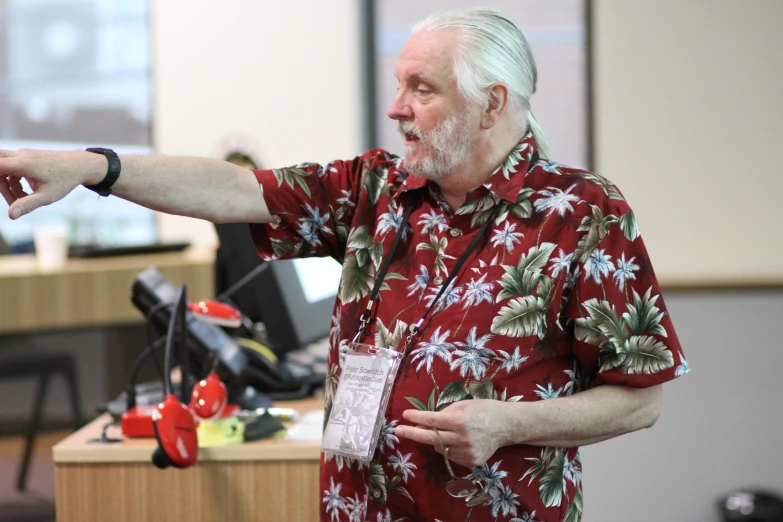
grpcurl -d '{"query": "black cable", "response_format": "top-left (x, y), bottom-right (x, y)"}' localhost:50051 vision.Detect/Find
top-left (144, 301), bottom-right (170, 381)
top-left (163, 285), bottom-right (187, 397)
top-left (87, 420), bottom-right (122, 444)
top-left (215, 261), bottom-right (270, 302)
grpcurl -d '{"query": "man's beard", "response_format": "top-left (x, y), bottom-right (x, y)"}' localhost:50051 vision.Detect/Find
top-left (398, 111), bottom-right (473, 181)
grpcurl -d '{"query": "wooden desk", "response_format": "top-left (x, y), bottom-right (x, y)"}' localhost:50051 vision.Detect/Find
top-left (0, 247), bottom-right (215, 335)
top-left (53, 397), bottom-right (323, 522)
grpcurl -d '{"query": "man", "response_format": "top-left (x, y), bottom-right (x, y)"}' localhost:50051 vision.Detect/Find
top-left (0, 8), bottom-right (688, 522)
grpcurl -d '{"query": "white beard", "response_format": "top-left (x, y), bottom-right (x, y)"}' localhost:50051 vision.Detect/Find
top-left (398, 111), bottom-right (473, 181)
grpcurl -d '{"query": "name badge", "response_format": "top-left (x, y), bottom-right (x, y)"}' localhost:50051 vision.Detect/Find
top-left (322, 343), bottom-right (401, 462)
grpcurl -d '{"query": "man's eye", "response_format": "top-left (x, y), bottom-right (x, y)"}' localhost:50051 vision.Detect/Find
top-left (416, 89), bottom-right (431, 95)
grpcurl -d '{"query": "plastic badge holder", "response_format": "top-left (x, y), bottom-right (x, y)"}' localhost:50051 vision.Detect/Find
top-left (321, 343), bottom-right (401, 462)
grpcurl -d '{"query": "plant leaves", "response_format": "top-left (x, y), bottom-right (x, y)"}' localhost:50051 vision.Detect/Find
top-left (369, 460), bottom-right (387, 505)
top-left (468, 378), bottom-right (494, 400)
top-left (362, 166), bottom-right (387, 205)
top-left (517, 243), bottom-right (557, 273)
top-left (405, 397), bottom-right (428, 411)
top-left (346, 225), bottom-right (374, 251)
top-left (270, 237), bottom-right (293, 258)
top-left (289, 168), bottom-right (312, 198)
top-left (491, 296), bottom-right (548, 339)
top-left (497, 266), bottom-right (540, 301)
top-left (536, 274), bottom-right (554, 300)
top-left (580, 299), bottom-right (628, 347)
top-left (539, 448), bottom-right (567, 508)
top-left (574, 317), bottom-right (607, 346)
top-left (598, 342), bottom-right (626, 372)
top-left (437, 380), bottom-right (471, 409)
top-left (622, 287), bottom-right (667, 337)
top-left (619, 211), bottom-right (640, 241)
top-left (340, 254), bottom-right (375, 304)
top-left (620, 335), bottom-right (675, 374)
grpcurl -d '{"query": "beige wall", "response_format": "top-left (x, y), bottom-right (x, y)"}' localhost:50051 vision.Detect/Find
top-left (152, 1), bottom-right (783, 286)
top-left (592, 0), bottom-right (782, 285)
top-left (151, 0), bottom-right (364, 247)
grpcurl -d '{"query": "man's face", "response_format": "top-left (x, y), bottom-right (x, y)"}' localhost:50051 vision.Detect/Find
top-left (387, 30), bottom-right (480, 180)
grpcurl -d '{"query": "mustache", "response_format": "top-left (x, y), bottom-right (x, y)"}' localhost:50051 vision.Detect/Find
top-left (397, 121), bottom-right (423, 140)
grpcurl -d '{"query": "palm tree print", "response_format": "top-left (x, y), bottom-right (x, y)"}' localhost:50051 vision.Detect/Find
top-left (468, 460), bottom-right (509, 490)
top-left (583, 248), bottom-right (615, 284)
top-left (377, 419), bottom-right (399, 455)
top-left (489, 484), bottom-right (522, 518)
top-left (462, 274), bottom-right (495, 309)
top-left (417, 209), bottom-right (448, 234)
top-left (534, 382), bottom-right (563, 400)
top-left (494, 346), bottom-right (528, 375)
top-left (406, 266), bottom-right (429, 297)
top-left (533, 185), bottom-right (580, 217)
top-left (323, 477), bottom-right (348, 521)
top-left (387, 451), bottom-right (417, 483)
top-left (376, 204), bottom-right (407, 239)
top-left (451, 327), bottom-right (495, 380)
top-left (491, 221), bottom-right (525, 253)
top-left (613, 253), bottom-right (640, 290)
top-left (409, 327), bottom-right (454, 374)
top-left (675, 351), bottom-right (691, 376)
top-left (549, 248), bottom-right (573, 278)
top-left (423, 282), bottom-right (462, 313)
top-left (344, 493), bottom-right (366, 522)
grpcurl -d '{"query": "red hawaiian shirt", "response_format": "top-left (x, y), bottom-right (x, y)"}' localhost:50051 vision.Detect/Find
top-left (249, 133), bottom-right (689, 522)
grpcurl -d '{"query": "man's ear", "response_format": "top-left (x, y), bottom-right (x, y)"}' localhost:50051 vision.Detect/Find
top-left (483, 83), bottom-right (510, 128)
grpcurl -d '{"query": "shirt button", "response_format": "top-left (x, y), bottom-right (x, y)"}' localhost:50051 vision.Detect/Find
top-left (449, 228), bottom-right (462, 238)
top-left (433, 276), bottom-right (444, 286)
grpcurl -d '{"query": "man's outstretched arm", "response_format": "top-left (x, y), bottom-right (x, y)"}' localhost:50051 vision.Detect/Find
top-left (0, 149), bottom-right (271, 224)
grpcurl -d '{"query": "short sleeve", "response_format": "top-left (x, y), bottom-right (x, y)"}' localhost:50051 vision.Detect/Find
top-left (563, 193), bottom-right (690, 388)
top-left (248, 150), bottom-right (386, 263)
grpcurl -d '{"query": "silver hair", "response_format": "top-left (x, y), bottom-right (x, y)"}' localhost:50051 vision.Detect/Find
top-left (412, 7), bottom-right (550, 157)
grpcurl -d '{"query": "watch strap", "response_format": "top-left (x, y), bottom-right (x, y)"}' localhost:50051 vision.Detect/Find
top-left (84, 147), bottom-right (121, 197)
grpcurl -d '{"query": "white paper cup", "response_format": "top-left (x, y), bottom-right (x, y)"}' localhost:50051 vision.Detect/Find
top-left (33, 225), bottom-right (69, 271)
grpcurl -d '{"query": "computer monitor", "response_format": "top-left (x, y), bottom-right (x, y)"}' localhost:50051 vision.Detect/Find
top-left (214, 222), bottom-right (341, 356)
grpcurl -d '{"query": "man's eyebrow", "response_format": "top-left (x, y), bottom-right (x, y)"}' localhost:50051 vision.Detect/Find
top-left (395, 72), bottom-right (435, 85)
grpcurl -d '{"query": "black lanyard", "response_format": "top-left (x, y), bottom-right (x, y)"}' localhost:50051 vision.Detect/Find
top-left (352, 152), bottom-right (539, 349)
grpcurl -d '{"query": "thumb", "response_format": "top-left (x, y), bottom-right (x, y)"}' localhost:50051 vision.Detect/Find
top-left (9, 191), bottom-right (54, 220)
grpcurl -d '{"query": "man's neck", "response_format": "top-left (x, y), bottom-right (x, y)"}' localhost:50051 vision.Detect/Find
top-left (435, 128), bottom-right (524, 211)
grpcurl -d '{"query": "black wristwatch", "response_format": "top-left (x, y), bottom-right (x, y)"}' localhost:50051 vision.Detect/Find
top-left (84, 147), bottom-right (121, 197)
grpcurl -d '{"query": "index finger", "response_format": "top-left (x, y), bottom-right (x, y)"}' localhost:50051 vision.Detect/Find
top-left (402, 408), bottom-right (459, 430)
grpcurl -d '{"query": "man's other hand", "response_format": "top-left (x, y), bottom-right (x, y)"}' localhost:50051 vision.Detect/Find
top-left (395, 400), bottom-right (518, 469)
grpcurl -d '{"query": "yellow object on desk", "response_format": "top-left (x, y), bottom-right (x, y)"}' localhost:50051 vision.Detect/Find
top-left (196, 412), bottom-right (286, 446)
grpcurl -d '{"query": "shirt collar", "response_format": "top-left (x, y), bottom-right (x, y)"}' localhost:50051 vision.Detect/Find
top-left (394, 132), bottom-right (539, 205)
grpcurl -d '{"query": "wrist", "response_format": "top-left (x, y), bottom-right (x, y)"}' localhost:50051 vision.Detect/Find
top-left (500, 400), bottom-right (540, 447)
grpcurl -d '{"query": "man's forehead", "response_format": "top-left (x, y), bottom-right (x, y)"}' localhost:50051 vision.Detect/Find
top-left (395, 30), bottom-right (458, 82)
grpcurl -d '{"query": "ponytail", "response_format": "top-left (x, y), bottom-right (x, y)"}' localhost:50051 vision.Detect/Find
top-left (526, 110), bottom-right (549, 159)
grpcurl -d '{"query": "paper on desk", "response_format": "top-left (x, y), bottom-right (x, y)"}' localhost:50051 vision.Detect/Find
top-left (285, 410), bottom-right (324, 441)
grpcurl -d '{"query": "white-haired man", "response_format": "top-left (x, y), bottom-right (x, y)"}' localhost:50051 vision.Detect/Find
top-left (0, 8), bottom-right (688, 522)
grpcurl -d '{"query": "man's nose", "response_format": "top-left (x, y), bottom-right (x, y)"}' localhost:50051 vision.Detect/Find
top-left (387, 92), bottom-right (413, 121)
